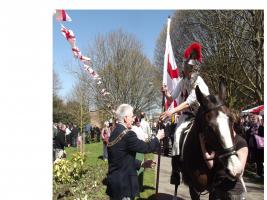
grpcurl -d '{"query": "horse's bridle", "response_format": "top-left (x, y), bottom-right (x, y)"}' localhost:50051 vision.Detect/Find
top-left (201, 103), bottom-right (238, 180)
top-left (217, 146), bottom-right (237, 160)
top-left (201, 103), bottom-right (224, 114)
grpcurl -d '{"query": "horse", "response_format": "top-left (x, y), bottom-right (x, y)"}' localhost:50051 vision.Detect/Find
top-left (174, 80), bottom-right (242, 199)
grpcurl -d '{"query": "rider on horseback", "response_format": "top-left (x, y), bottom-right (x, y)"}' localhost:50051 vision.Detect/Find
top-left (161, 42), bottom-right (210, 157)
top-left (160, 43), bottom-right (210, 196)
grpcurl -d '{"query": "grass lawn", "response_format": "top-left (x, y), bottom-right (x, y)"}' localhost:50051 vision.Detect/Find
top-left (54, 142), bottom-right (109, 200)
top-left (65, 142), bottom-right (105, 167)
top-left (57, 142), bottom-right (156, 200)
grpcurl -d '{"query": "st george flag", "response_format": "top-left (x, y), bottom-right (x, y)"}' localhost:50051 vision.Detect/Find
top-left (61, 24), bottom-right (76, 47)
top-left (162, 17), bottom-right (180, 111)
top-left (55, 9), bottom-right (72, 22)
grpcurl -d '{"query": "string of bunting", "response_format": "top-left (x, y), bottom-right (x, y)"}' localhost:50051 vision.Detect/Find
top-left (54, 9), bottom-right (110, 97)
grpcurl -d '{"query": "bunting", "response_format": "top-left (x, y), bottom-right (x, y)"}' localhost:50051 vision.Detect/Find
top-left (55, 11), bottom-right (111, 97)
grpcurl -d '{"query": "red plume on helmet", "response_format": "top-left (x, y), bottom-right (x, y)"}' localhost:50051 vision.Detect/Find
top-left (184, 43), bottom-right (202, 63)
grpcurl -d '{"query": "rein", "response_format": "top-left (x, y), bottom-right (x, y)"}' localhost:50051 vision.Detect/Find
top-left (201, 103), bottom-right (224, 114)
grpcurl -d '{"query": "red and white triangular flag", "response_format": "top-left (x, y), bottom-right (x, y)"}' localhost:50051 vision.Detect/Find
top-left (55, 10), bottom-right (72, 22)
top-left (72, 47), bottom-right (82, 58)
top-left (83, 64), bottom-right (93, 73)
top-left (80, 55), bottom-right (91, 62)
top-left (61, 24), bottom-right (76, 47)
top-left (83, 64), bottom-right (99, 79)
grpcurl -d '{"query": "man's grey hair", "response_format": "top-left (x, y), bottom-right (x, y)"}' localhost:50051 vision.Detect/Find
top-left (116, 104), bottom-right (134, 123)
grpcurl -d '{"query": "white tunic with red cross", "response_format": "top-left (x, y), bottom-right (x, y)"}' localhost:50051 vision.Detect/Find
top-left (170, 74), bottom-right (209, 156)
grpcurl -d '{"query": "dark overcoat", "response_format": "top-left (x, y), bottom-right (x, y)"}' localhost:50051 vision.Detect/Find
top-left (106, 123), bottom-right (160, 199)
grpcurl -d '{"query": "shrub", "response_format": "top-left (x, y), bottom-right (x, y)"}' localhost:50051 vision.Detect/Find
top-left (53, 152), bottom-right (87, 184)
top-left (53, 159), bottom-right (72, 184)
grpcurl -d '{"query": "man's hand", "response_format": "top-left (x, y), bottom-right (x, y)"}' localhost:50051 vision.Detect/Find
top-left (159, 110), bottom-right (172, 121)
top-left (161, 84), bottom-right (168, 95)
top-left (141, 160), bottom-right (156, 169)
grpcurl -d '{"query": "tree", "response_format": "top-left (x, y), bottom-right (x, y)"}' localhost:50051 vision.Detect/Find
top-left (87, 29), bottom-right (160, 116)
top-left (154, 10), bottom-right (264, 109)
top-left (63, 69), bottom-right (93, 131)
top-left (53, 70), bottom-right (62, 97)
top-left (53, 70), bottom-right (66, 122)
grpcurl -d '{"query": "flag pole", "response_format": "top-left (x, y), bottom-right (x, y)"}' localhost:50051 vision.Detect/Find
top-left (155, 16), bottom-right (171, 196)
top-left (155, 93), bottom-right (165, 196)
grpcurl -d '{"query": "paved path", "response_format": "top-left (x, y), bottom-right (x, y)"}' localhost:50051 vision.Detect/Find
top-left (154, 155), bottom-right (264, 200)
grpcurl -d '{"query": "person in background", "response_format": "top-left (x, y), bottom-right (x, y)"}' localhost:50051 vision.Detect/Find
top-left (54, 123), bottom-right (67, 161)
top-left (132, 117), bottom-right (147, 141)
top-left (70, 123), bottom-right (78, 147)
top-left (65, 124), bottom-right (71, 147)
top-left (131, 116), bottom-right (147, 192)
top-left (152, 122), bottom-right (158, 136)
top-left (199, 109), bottom-right (248, 200)
top-left (245, 114), bottom-right (260, 163)
top-left (53, 123), bottom-right (58, 161)
top-left (255, 115), bottom-right (264, 178)
top-left (85, 123), bottom-right (92, 143)
top-left (140, 112), bottom-right (152, 140)
top-left (95, 126), bottom-right (101, 142)
top-left (91, 126), bottom-right (96, 142)
top-left (101, 121), bottom-right (110, 161)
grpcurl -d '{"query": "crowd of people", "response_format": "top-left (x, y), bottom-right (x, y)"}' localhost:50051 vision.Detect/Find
top-left (52, 122), bottom-right (101, 161)
top-left (53, 122), bottom-right (78, 161)
top-left (241, 113), bottom-right (264, 178)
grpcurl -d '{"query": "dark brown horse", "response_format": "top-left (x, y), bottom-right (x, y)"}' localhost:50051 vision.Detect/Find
top-left (179, 81), bottom-right (242, 199)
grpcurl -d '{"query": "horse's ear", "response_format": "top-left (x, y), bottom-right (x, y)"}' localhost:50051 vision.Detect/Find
top-left (196, 85), bottom-right (207, 106)
top-left (219, 79), bottom-right (227, 103)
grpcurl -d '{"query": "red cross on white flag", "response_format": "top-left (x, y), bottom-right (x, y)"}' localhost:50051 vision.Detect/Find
top-left (61, 24), bottom-right (76, 47)
top-left (163, 17), bottom-right (180, 110)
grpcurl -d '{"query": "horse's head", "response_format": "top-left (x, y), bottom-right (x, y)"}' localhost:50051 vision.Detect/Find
top-left (195, 80), bottom-right (242, 179)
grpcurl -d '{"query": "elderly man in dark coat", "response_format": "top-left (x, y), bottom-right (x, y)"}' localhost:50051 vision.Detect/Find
top-left (106, 104), bottom-right (165, 200)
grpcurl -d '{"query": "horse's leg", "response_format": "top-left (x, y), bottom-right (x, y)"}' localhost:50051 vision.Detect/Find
top-left (174, 183), bottom-right (178, 196)
top-left (171, 156), bottom-right (181, 199)
top-left (189, 186), bottom-right (200, 200)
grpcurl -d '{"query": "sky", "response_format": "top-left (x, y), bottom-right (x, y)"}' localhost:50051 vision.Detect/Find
top-left (53, 10), bottom-right (174, 98)
top-left (1, 1), bottom-right (266, 199)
